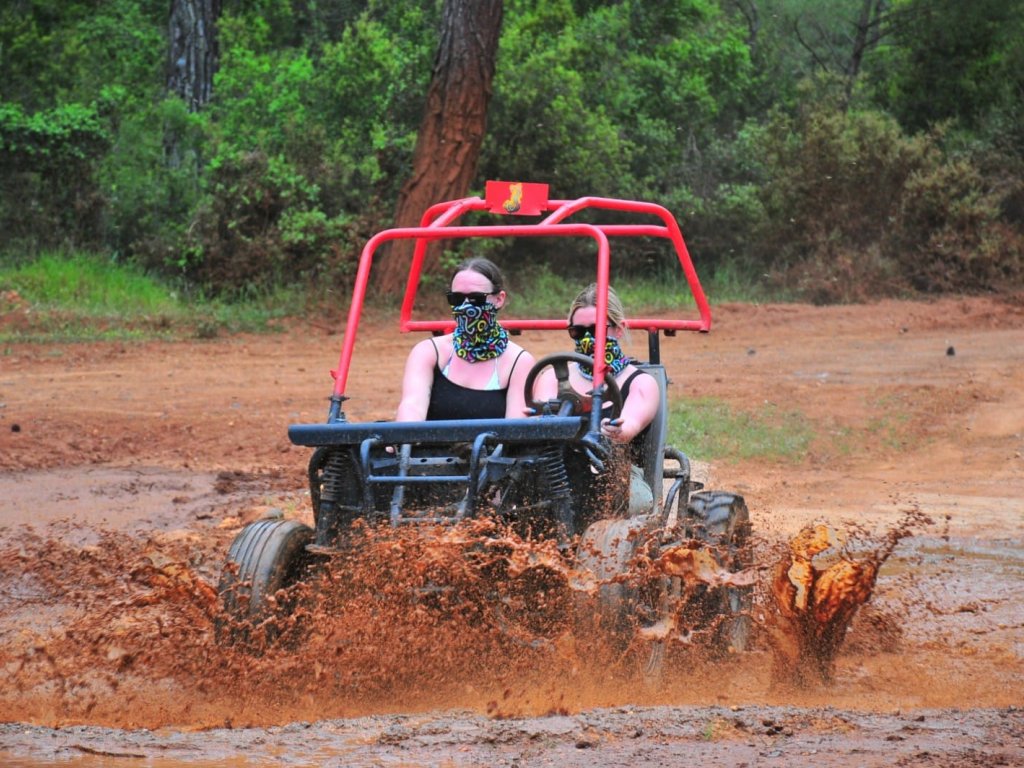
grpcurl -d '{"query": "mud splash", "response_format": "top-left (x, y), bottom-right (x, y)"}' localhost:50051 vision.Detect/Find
top-left (763, 505), bottom-right (935, 685)
top-left (0, 519), bottom-right (621, 727)
top-left (2, 503), bottom-right (1014, 731)
top-left (1, 514), bottom-right (756, 727)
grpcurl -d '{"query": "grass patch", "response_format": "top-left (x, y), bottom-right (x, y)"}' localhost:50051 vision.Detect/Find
top-left (864, 393), bottom-right (917, 451)
top-left (0, 252), bottom-right (301, 342)
top-left (668, 396), bottom-right (813, 463)
top-left (1, 252), bottom-right (179, 315)
top-left (508, 263), bottom-right (780, 318)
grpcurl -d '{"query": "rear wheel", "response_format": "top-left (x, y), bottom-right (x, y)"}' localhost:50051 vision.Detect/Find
top-left (216, 518), bottom-right (315, 649)
top-left (683, 491), bottom-right (753, 654)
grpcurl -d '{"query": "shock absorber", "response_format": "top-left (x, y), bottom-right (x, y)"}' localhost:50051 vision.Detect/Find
top-left (539, 444), bottom-right (575, 542)
top-left (312, 449), bottom-right (358, 544)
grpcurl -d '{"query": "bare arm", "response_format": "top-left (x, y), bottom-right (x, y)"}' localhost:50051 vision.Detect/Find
top-left (602, 371), bottom-right (659, 443)
top-left (529, 368), bottom-right (557, 409)
top-left (395, 339), bottom-right (438, 421)
top-left (504, 348), bottom-right (536, 418)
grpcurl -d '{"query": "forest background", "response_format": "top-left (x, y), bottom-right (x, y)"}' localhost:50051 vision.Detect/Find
top-left (2, 0), bottom-right (1023, 312)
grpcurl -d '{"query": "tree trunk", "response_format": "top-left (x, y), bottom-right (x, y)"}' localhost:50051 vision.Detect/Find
top-left (167, 0), bottom-right (222, 113)
top-left (845, 0), bottom-right (887, 104)
top-left (375, 0), bottom-right (504, 296)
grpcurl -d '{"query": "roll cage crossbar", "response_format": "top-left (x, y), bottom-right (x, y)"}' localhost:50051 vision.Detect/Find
top-left (330, 181), bottom-right (711, 413)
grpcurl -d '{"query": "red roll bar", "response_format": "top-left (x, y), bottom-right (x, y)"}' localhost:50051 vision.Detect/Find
top-left (331, 181), bottom-right (711, 400)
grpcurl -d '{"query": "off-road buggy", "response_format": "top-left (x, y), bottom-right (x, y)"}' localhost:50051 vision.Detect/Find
top-left (217, 181), bottom-right (753, 673)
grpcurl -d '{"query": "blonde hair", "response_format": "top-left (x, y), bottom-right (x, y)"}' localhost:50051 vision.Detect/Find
top-left (568, 283), bottom-right (628, 331)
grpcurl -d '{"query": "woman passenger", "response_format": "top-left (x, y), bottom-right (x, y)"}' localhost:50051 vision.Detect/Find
top-left (396, 257), bottom-right (535, 421)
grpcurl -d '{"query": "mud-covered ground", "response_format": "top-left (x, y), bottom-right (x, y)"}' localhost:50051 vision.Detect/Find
top-left (0, 295), bottom-right (1022, 766)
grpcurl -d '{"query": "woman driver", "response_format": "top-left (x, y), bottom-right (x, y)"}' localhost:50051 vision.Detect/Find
top-left (535, 282), bottom-right (659, 520)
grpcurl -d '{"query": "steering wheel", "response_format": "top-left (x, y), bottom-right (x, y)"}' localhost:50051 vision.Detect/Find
top-left (523, 352), bottom-right (623, 419)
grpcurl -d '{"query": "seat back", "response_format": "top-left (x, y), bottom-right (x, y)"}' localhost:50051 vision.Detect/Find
top-left (629, 362), bottom-right (669, 512)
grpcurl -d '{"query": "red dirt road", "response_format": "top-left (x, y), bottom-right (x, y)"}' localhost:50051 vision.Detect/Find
top-left (0, 296), bottom-right (1022, 766)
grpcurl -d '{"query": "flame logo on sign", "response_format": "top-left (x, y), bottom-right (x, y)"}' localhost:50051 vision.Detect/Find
top-left (502, 183), bottom-right (523, 213)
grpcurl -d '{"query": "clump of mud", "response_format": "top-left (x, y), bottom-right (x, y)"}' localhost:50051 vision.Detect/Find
top-left (763, 505), bottom-right (934, 686)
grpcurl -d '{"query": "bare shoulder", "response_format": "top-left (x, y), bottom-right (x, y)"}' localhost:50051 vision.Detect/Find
top-left (408, 335), bottom-right (448, 367)
top-left (506, 341), bottom-right (534, 364)
top-left (508, 340), bottom-right (534, 361)
top-left (627, 366), bottom-right (660, 393)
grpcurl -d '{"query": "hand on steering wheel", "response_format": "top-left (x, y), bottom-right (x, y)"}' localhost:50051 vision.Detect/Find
top-left (522, 352), bottom-right (623, 418)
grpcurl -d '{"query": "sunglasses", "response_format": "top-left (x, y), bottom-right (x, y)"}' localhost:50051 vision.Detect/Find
top-left (567, 324), bottom-right (610, 340)
top-left (446, 291), bottom-right (494, 307)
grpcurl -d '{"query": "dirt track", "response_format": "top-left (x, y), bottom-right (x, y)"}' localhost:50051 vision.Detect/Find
top-left (1, 296), bottom-right (1022, 766)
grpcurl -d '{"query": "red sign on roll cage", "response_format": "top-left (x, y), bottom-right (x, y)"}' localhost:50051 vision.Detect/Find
top-left (332, 180), bottom-right (712, 401)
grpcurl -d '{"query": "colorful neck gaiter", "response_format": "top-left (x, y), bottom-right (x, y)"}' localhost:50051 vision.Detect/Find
top-left (575, 333), bottom-right (631, 380)
top-left (452, 301), bottom-right (509, 362)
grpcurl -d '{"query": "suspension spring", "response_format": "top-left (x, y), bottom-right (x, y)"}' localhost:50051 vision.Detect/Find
top-left (319, 449), bottom-right (353, 506)
top-left (540, 444), bottom-right (572, 501)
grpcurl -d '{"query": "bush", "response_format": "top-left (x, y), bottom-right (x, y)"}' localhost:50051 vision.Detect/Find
top-left (0, 101), bottom-right (109, 252)
top-left (750, 102), bottom-right (1024, 300)
top-left (892, 157), bottom-right (1023, 292)
top-left (101, 95), bottom-right (206, 268)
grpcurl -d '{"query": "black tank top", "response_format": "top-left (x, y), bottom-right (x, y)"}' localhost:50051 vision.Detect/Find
top-left (426, 348), bottom-right (526, 421)
top-left (619, 368), bottom-right (651, 462)
top-left (619, 368), bottom-right (646, 401)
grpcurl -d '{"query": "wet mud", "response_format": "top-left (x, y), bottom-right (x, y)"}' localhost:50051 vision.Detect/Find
top-left (1, 296), bottom-right (1023, 765)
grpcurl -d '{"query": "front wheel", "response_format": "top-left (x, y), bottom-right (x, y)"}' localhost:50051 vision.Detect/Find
top-left (216, 518), bottom-right (315, 649)
top-left (576, 517), bottom-right (667, 681)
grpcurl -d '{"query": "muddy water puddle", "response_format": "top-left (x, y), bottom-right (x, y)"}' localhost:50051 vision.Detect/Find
top-left (874, 535), bottom-right (1024, 662)
top-left (0, 466), bottom-right (282, 540)
top-left (2, 706), bottom-right (1022, 767)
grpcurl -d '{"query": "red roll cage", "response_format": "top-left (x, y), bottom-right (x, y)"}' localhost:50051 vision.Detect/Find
top-left (332, 181), bottom-right (711, 402)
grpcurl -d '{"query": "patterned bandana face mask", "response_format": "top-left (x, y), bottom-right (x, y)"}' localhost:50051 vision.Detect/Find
top-left (575, 332), bottom-right (630, 380)
top-left (451, 301), bottom-right (509, 362)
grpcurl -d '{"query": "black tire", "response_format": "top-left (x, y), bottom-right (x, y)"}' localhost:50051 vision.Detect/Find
top-left (683, 491), bottom-right (753, 654)
top-left (216, 518), bottom-right (315, 649)
top-left (576, 518), bottom-right (667, 681)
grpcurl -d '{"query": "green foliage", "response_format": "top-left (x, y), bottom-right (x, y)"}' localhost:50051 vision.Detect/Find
top-left (100, 96), bottom-right (207, 264)
top-left (308, 11), bottom-right (433, 203)
top-left (486, 0), bottom-right (755, 204)
top-left (482, 0), bottom-right (757, 273)
top-left (181, 6), bottom-right (435, 293)
top-left (0, 0), bottom-right (164, 110)
top-left (751, 103), bottom-right (913, 299)
top-left (0, 0), bottom-right (163, 256)
top-left (0, 0), bottom-right (1021, 302)
top-left (668, 397), bottom-right (813, 462)
top-left (747, 102), bottom-right (1023, 300)
top-left (891, 153), bottom-right (1024, 292)
top-left (872, 0), bottom-right (1024, 134)
top-left (0, 251), bottom-right (300, 341)
top-left (0, 100), bottom-right (108, 160)
top-left (0, 100), bottom-right (110, 251)
top-left (186, 148), bottom-right (317, 290)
